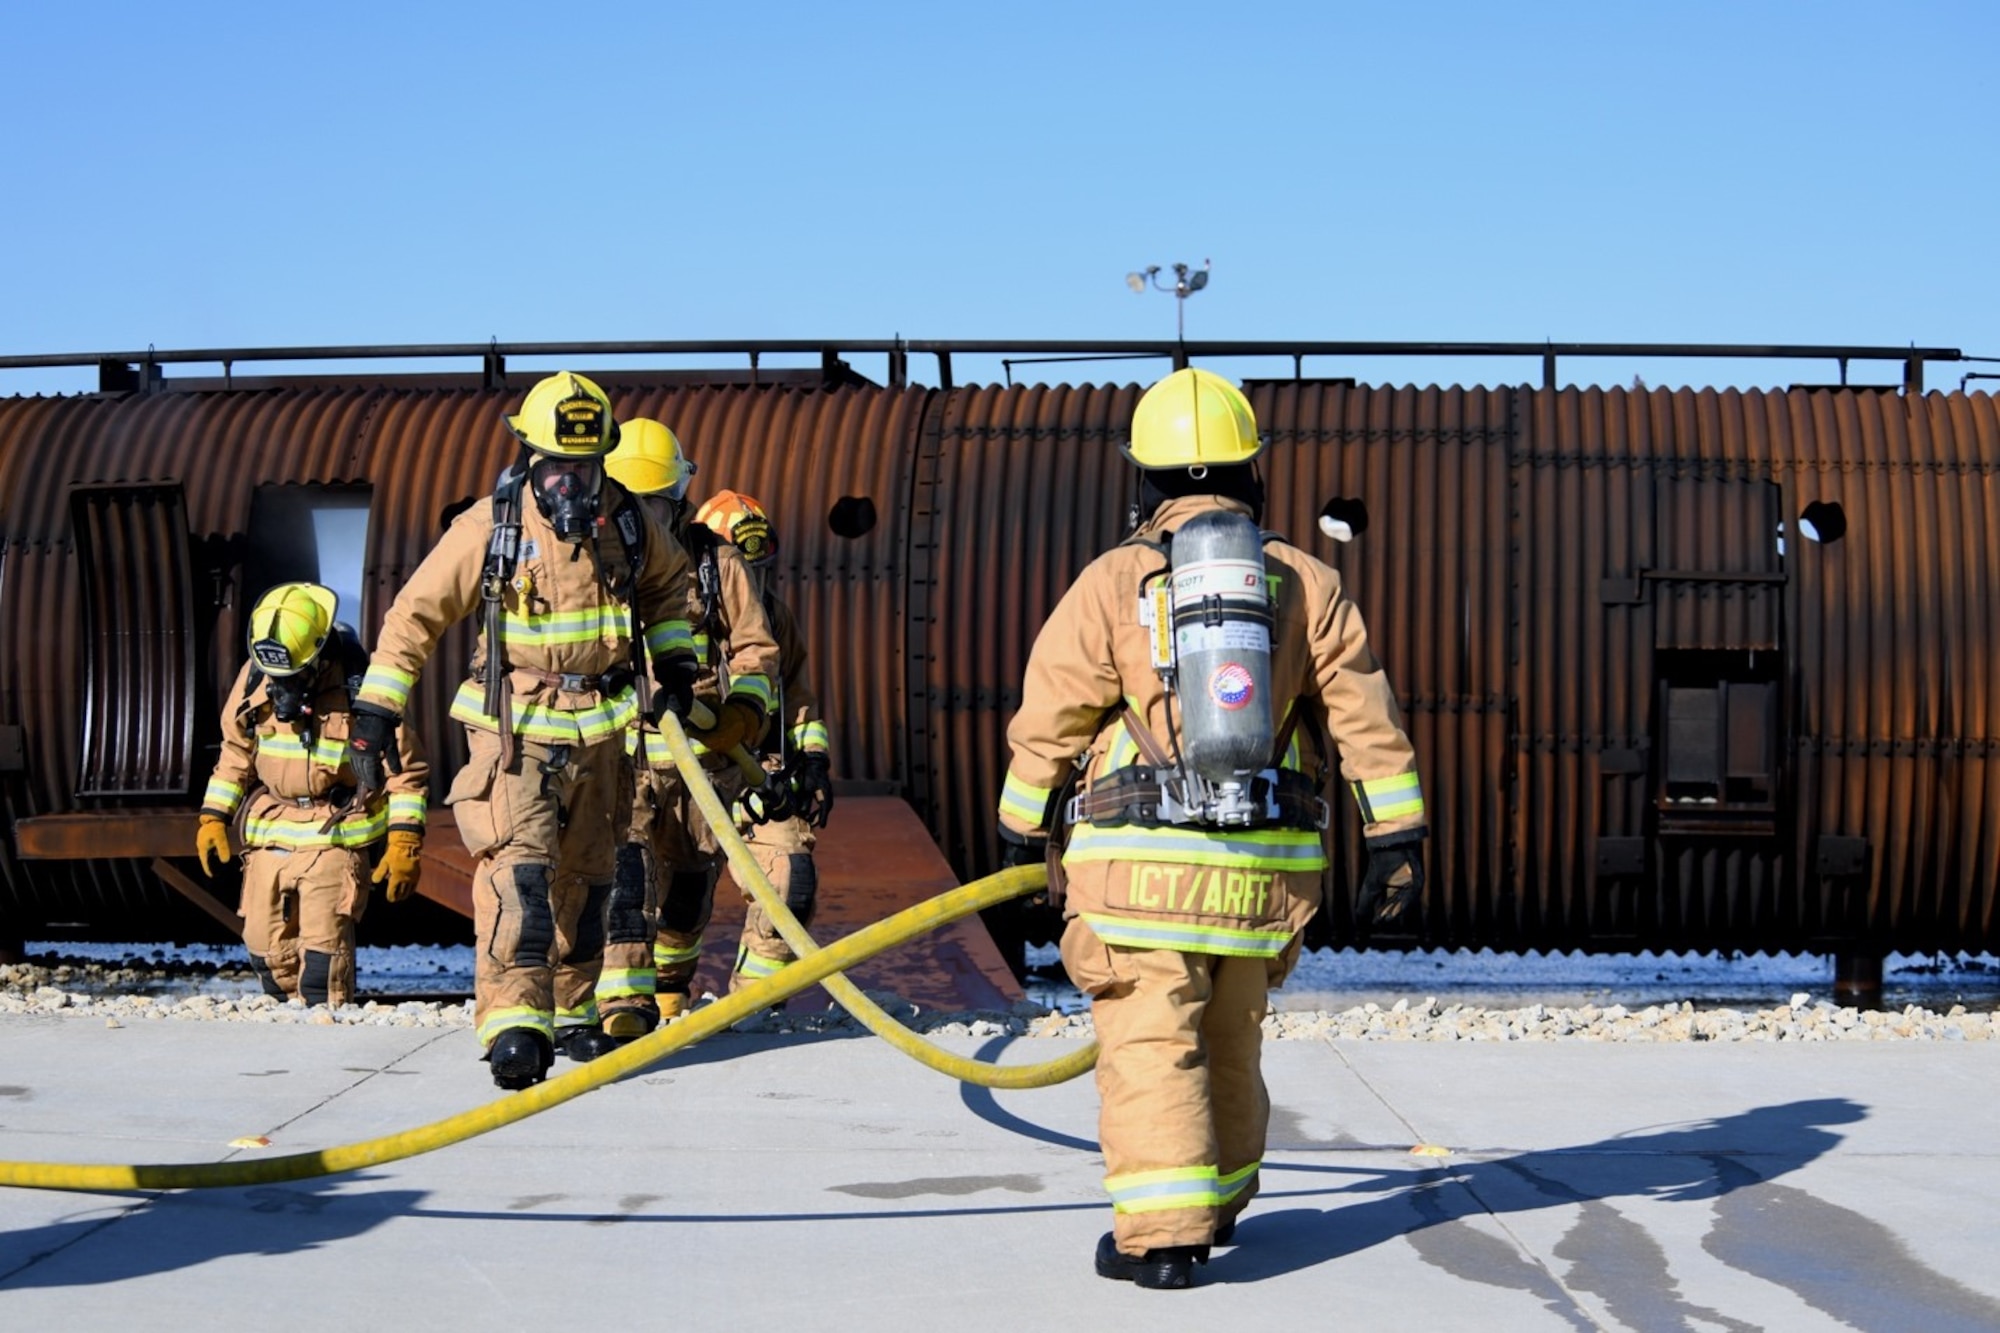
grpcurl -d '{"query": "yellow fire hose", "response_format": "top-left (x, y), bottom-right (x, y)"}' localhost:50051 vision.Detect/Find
top-left (670, 713), bottom-right (1099, 1091)
top-left (0, 711), bottom-right (1095, 1193)
top-left (0, 864), bottom-right (1052, 1192)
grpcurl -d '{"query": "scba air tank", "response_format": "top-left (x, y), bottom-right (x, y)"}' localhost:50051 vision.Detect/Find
top-left (1169, 510), bottom-right (1276, 785)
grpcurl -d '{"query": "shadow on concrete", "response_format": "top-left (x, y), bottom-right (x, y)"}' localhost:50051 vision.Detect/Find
top-left (0, 1180), bottom-right (423, 1290)
top-left (1226, 1098), bottom-right (2000, 1329)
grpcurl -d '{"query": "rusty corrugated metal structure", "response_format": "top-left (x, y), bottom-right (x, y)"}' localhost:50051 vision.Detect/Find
top-left (1, 340), bottom-right (1994, 970)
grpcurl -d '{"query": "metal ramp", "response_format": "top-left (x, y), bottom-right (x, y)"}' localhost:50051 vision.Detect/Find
top-left (419, 795), bottom-right (1023, 1013)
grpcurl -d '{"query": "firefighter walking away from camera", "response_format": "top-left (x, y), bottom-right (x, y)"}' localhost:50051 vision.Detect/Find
top-left (197, 582), bottom-right (429, 1007)
top-left (696, 490), bottom-right (836, 995)
top-left (599, 425), bottom-right (780, 1036)
top-left (998, 368), bottom-right (1426, 1288)
top-left (344, 373), bottom-right (701, 1090)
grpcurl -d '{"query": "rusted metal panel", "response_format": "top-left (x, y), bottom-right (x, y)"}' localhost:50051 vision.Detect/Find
top-left (71, 484), bottom-right (197, 796)
top-left (3, 375), bottom-right (1999, 965)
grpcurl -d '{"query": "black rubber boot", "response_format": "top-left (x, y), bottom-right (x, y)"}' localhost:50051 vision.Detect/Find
top-left (487, 1029), bottom-right (553, 1091)
top-left (1094, 1232), bottom-right (1207, 1289)
top-left (557, 1025), bottom-right (618, 1062)
top-left (1213, 1218), bottom-right (1237, 1245)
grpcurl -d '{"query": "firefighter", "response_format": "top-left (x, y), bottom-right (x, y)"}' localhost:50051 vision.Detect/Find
top-left (344, 372), bottom-right (704, 1091)
top-left (694, 490), bottom-right (835, 995)
top-left (196, 582), bottom-right (429, 1007)
top-left (598, 423), bottom-right (780, 1036)
top-left (997, 367), bottom-right (1427, 1289)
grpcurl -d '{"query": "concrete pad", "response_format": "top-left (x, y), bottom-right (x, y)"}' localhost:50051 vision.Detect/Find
top-left (4, 1018), bottom-right (2000, 1329)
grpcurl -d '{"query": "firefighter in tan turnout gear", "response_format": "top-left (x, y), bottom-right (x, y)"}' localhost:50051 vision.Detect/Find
top-left (197, 582), bottom-right (429, 1007)
top-left (598, 423), bottom-right (780, 1036)
top-left (344, 373), bottom-right (702, 1091)
top-left (695, 490), bottom-right (835, 994)
top-left (998, 368), bottom-right (1427, 1289)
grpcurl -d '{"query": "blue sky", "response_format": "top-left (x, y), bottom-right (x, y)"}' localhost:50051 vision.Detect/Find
top-left (4, 1), bottom-right (1994, 395)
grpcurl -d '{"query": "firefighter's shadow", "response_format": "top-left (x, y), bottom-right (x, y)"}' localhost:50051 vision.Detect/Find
top-left (1216, 1098), bottom-right (2000, 1325)
top-left (1231, 1098), bottom-right (1861, 1282)
top-left (0, 1181), bottom-right (422, 1289)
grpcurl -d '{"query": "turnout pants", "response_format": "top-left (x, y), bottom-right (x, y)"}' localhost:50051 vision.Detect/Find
top-left (1061, 919), bottom-right (1278, 1254)
top-left (239, 843), bottom-right (369, 1007)
top-left (446, 726), bottom-right (629, 1049)
top-left (609, 760), bottom-right (748, 1017)
top-left (730, 809), bottom-right (818, 990)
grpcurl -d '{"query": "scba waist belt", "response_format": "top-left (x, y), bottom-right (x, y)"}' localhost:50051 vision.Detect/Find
top-left (1067, 765), bottom-right (1327, 832)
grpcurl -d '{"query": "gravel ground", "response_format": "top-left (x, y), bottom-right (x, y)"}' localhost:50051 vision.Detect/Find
top-left (5, 951), bottom-right (1996, 1043)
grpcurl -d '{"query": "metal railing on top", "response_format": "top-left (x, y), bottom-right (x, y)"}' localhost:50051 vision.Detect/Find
top-left (0, 337), bottom-right (1969, 394)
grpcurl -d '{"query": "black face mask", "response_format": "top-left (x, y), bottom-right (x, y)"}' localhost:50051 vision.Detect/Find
top-left (529, 456), bottom-right (605, 545)
top-left (266, 672), bottom-right (313, 723)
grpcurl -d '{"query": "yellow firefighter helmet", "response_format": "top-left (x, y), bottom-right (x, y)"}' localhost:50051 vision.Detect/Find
top-left (604, 417), bottom-right (696, 500)
top-left (1122, 367), bottom-right (1262, 469)
top-left (505, 371), bottom-right (619, 458)
top-left (246, 582), bottom-right (337, 677)
top-left (696, 489), bottom-right (778, 566)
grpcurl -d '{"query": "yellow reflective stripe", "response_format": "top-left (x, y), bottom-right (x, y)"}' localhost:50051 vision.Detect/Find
top-left (730, 674), bottom-right (775, 712)
top-left (254, 734), bottom-right (347, 769)
top-left (690, 632), bottom-right (712, 659)
top-left (554, 1001), bottom-right (600, 1027)
top-left (628, 728), bottom-right (669, 766)
top-left (500, 604), bottom-right (628, 645)
top-left (653, 940), bottom-right (702, 968)
top-left (1105, 1165), bottom-right (1220, 1214)
top-left (201, 778), bottom-right (244, 813)
top-left (388, 792), bottom-right (428, 827)
top-left (630, 728), bottom-right (702, 765)
top-left (1065, 824), bottom-right (1327, 870)
top-left (1080, 912), bottom-right (1295, 958)
top-left (1218, 1161), bottom-right (1260, 1202)
top-left (479, 1009), bottom-right (553, 1046)
top-left (1354, 771), bottom-right (1424, 822)
top-left (629, 726), bottom-right (733, 764)
top-left (734, 951), bottom-right (789, 980)
top-left (1106, 729), bottom-right (1141, 769)
top-left (644, 618), bottom-right (693, 658)
top-left (359, 665), bottom-right (414, 711)
top-left (594, 969), bottom-right (656, 1000)
top-left (450, 681), bottom-right (639, 742)
top-left (999, 771), bottom-right (1055, 826)
top-left (792, 720), bottom-right (829, 751)
top-left (245, 808), bottom-right (387, 849)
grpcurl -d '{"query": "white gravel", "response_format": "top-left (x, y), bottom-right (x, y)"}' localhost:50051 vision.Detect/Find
top-left (5, 950), bottom-right (1996, 1043)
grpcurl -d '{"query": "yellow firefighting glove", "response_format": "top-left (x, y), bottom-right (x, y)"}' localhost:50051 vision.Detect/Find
top-left (693, 699), bottom-right (764, 755)
top-left (195, 814), bottom-right (234, 878)
top-left (371, 829), bottom-right (423, 904)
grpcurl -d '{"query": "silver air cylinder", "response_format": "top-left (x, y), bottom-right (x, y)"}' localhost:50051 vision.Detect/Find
top-left (1169, 510), bottom-right (1275, 791)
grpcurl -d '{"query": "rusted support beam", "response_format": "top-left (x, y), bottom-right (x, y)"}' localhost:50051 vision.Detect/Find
top-left (149, 858), bottom-right (244, 938)
top-left (14, 811), bottom-right (194, 859)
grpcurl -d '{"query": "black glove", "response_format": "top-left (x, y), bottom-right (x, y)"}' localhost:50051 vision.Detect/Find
top-left (650, 653), bottom-right (698, 722)
top-left (998, 831), bottom-right (1048, 871)
top-left (346, 702), bottom-right (402, 799)
top-left (1355, 830), bottom-right (1426, 925)
top-left (792, 752), bottom-right (835, 829)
